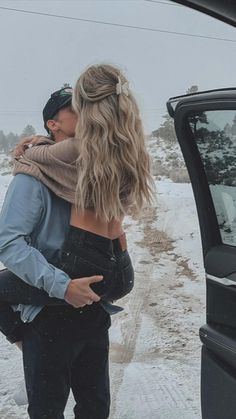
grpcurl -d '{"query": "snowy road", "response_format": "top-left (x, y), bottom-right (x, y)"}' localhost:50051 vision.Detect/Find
top-left (0, 175), bottom-right (205, 418)
top-left (108, 181), bottom-right (205, 419)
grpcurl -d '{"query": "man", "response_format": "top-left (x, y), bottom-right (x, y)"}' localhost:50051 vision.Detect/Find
top-left (0, 87), bottom-right (111, 418)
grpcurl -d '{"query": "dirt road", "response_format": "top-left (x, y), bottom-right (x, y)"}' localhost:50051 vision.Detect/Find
top-left (107, 203), bottom-right (205, 419)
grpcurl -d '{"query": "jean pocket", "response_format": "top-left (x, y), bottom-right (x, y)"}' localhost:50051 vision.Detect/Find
top-left (59, 251), bottom-right (77, 275)
top-left (59, 252), bottom-right (114, 298)
top-left (123, 263), bottom-right (134, 291)
top-left (75, 256), bottom-right (115, 298)
top-left (103, 263), bottom-right (134, 302)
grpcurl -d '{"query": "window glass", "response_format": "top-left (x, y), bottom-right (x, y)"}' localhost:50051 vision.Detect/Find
top-left (188, 110), bottom-right (236, 246)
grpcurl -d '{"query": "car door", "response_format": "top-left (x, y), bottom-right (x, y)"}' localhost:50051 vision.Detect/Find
top-left (167, 89), bottom-right (236, 419)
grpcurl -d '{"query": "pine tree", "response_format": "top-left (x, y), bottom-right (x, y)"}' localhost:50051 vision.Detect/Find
top-left (186, 85), bottom-right (198, 95)
top-left (20, 124), bottom-right (36, 139)
top-left (152, 85), bottom-right (200, 143)
top-left (5, 132), bottom-right (19, 153)
top-left (0, 130), bottom-right (6, 152)
top-left (188, 112), bottom-right (208, 135)
top-left (152, 113), bottom-right (177, 144)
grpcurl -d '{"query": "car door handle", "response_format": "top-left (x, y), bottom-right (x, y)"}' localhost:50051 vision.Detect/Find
top-left (200, 324), bottom-right (236, 370)
top-left (207, 273), bottom-right (236, 287)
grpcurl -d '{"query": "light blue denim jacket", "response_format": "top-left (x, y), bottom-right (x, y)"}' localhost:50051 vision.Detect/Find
top-left (0, 174), bottom-right (71, 322)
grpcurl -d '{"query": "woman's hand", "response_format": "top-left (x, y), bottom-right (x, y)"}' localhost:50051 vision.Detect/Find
top-left (64, 275), bottom-right (102, 308)
top-left (13, 135), bottom-right (48, 157)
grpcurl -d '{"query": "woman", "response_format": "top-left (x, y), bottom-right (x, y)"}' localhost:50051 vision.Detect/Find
top-left (0, 64), bottom-right (154, 414)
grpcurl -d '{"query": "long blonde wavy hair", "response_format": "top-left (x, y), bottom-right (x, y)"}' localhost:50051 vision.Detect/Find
top-left (72, 64), bottom-right (154, 221)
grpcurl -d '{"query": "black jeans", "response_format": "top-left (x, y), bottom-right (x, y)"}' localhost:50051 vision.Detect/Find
top-left (0, 227), bottom-right (134, 418)
top-left (0, 227), bottom-right (134, 342)
top-left (23, 321), bottom-right (110, 419)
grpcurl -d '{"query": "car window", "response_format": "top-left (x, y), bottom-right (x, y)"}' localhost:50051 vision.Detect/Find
top-left (187, 109), bottom-right (236, 246)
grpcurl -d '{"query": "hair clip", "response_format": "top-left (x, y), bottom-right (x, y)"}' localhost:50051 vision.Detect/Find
top-left (116, 76), bottom-right (129, 97)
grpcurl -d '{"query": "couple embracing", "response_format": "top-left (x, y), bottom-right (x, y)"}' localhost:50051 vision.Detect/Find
top-left (0, 64), bottom-right (154, 418)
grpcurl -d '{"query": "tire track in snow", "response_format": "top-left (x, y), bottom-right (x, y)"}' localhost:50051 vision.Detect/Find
top-left (110, 207), bottom-right (164, 416)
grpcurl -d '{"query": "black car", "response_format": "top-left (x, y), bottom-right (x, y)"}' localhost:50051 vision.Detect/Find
top-left (169, 2), bottom-right (236, 419)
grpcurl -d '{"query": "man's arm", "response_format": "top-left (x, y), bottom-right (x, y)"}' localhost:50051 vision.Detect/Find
top-left (0, 174), bottom-right (70, 299)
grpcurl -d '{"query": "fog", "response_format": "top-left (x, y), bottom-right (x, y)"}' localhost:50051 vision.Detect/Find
top-left (0, 0), bottom-right (235, 135)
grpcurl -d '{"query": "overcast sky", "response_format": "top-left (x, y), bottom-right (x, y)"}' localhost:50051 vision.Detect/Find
top-left (0, 0), bottom-right (236, 135)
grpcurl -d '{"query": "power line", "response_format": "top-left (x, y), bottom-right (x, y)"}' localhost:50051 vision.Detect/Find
top-left (0, 5), bottom-right (236, 43)
top-left (0, 107), bottom-right (167, 114)
top-left (0, 110), bottom-right (41, 115)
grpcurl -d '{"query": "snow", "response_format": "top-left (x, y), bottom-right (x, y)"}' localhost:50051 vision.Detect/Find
top-left (0, 168), bottom-right (205, 418)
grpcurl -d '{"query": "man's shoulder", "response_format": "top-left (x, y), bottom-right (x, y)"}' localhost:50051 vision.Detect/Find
top-left (10, 174), bottom-right (49, 198)
top-left (2, 174), bottom-right (46, 214)
top-left (13, 174), bottom-right (48, 191)
top-left (10, 174), bottom-right (70, 208)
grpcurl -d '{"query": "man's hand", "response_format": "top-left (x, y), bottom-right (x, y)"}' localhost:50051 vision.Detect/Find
top-left (13, 135), bottom-right (48, 157)
top-left (64, 275), bottom-right (103, 308)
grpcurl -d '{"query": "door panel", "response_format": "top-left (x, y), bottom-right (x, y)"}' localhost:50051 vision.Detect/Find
top-left (206, 278), bottom-right (236, 329)
top-left (167, 90), bottom-right (236, 419)
top-left (201, 346), bottom-right (236, 419)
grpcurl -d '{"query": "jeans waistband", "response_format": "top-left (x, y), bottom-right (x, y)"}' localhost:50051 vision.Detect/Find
top-left (67, 226), bottom-right (127, 255)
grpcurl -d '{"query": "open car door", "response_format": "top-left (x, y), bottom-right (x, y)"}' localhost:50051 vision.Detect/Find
top-left (170, 0), bottom-right (236, 28)
top-left (167, 89), bottom-right (236, 419)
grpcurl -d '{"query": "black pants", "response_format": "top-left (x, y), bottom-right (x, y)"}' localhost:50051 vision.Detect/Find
top-left (23, 323), bottom-right (110, 419)
top-left (0, 227), bottom-right (134, 343)
top-left (0, 227), bottom-right (134, 418)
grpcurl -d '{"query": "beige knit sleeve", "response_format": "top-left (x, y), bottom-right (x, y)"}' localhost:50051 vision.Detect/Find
top-left (24, 138), bottom-right (78, 164)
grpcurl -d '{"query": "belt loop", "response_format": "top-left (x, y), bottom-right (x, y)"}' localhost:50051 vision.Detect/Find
top-left (118, 233), bottom-right (127, 252)
top-left (110, 240), bottom-right (116, 260)
top-left (111, 240), bottom-right (115, 256)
